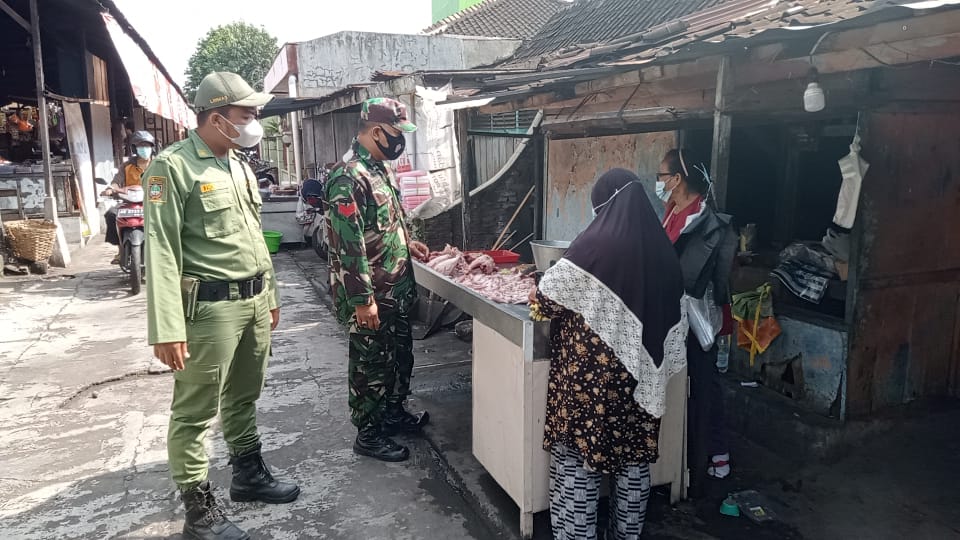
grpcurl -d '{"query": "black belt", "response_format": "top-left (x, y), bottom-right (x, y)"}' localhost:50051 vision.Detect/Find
top-left (197, 275), bottom-right (265, 302)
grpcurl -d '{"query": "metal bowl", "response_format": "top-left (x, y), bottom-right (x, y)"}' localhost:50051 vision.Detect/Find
top-left (530, 240), bottom-right (571, 272)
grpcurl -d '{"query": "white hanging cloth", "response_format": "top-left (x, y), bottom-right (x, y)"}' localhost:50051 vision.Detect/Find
top-left (833, 131), bottom-right (869, 229)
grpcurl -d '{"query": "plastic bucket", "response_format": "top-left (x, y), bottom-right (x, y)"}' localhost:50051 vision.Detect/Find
top-left (262, 230), bottom-right (283, 254)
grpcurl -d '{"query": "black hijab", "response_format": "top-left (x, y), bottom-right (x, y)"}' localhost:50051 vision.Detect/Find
top-left (563, 168), bottom-right (684, 365)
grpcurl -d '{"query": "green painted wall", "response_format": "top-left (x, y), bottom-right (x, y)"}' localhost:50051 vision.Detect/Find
top-left (432, 0), bottom-right (485, 23)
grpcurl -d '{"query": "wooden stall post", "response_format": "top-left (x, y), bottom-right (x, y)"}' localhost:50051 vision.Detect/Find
top-left (710, 56), bottom-right (733, 211)
top-left (29, 0), bottom-right (70, 266)
top-left (457, 109), bottom-right (472, 248)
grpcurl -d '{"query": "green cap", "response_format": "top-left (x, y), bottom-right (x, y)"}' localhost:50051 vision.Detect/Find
top-left (361, 97), bottom-right (417, 133)
top-left (193, 72), bottom-right (273, 113)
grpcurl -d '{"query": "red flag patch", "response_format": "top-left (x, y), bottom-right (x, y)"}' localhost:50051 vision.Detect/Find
top-left (336, 201), bottom-right (358, 218)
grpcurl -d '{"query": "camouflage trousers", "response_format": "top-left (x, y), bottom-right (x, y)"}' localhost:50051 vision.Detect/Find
top-left (348, 310), bottom-right (415, 428)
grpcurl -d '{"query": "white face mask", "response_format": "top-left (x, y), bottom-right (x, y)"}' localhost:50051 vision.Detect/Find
top-left (592, 181), bottom-right (638, 216)
top-left (135, 146), bottom-right (153, 160)
top-left (217, 115), bottom-right (264, 148)
top-left (655, 180), bottom-right (673, 203)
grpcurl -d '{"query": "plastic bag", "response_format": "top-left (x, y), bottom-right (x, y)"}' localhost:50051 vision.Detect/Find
top-left (834, 133), bottom-right (869, 229)
top-left (686, 286), bottom-right (722, 351)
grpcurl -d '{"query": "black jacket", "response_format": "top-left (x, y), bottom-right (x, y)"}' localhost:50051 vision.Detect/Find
top-left (673, 205), bottom-right (736, 305)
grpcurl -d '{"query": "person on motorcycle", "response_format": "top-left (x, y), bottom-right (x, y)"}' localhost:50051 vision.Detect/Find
top-left (103, 130), bottom-right (155, 264)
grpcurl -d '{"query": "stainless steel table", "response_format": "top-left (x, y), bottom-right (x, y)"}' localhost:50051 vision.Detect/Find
top-left (413, 261), bottom-right (687, 539)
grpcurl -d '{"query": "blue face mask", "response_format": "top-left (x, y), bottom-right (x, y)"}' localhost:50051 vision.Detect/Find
top-left (136, 146), bottom-right (153, 160)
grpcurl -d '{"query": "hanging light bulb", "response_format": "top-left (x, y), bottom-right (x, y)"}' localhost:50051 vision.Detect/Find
top-left (804, 67), bottom-right (825, 113)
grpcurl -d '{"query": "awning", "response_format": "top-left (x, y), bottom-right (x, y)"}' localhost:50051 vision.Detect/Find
top-left (101, 13), bottom-right (196, 129)
top-left (260, 96), bottom-right (329, 118)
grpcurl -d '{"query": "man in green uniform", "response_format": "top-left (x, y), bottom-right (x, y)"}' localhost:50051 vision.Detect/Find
top-left (326, 97), bottom-right (431, 462)
top-left (144, 72), bottom-right (299, 540)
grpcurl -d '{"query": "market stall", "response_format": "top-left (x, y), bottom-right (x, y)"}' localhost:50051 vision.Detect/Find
top-left (0, 104), bottom-right (78, 218)
top-left (413, 252), bottom-right (687, 539)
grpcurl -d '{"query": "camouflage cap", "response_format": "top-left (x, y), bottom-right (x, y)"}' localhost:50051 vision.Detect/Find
top-left (361, 97), bottom-right (417, 133)
top-left (194, 72), bottom-right (273, 113)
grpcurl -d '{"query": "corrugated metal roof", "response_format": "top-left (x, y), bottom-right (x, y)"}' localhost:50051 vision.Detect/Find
top-left (526, 0), bottom-right (960, 69)
top-left (439, 0), bottom-right (960, 104)
top-left (422, 0), bottom-right (569, 39)
top-left (514, 0), bottom-right (734, 59)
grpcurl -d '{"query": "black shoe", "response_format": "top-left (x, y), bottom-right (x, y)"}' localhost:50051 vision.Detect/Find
top-left (353, 425), bottom-right (410, 462)
top-left (181, 481), bottom-right (250, 540)
top-left (382, 403), bottom-right (430, 436)
top-left (229, 443), bottom-right (301, 504)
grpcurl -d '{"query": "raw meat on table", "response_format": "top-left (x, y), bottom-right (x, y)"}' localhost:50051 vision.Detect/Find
top-left (456, 269), bottom-right (535, 305)
top-left (423, 245), bottom-right (534, 304)
top-left (425, 245), bottom-right (466, 277)
top-left (466, 254), bottom-right (495, 275)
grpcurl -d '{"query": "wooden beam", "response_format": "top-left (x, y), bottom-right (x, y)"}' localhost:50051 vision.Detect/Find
top-left (457, 110), bottom-right (472, 248)
top-left (0, 0), bottom-right (29, 31)
top-left (542, 107), bottom-right (712, 139)
top-left (477, 10), bottom-right (960, 118)
top-left (819, 8), bottom-right (960, 51)
top-left (478, 90), bottom-right (567, 115)
top-left (709, 56), bottom-right (732, 212)
top-left (311, 75), bottom-right (419, 116)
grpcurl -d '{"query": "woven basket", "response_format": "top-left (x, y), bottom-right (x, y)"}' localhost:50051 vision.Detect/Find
top-left (3, 219), bottom-right (58, 262)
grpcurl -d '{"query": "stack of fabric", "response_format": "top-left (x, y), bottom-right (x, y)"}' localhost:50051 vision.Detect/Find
top-left (770, 242), bottom-right (837, 304)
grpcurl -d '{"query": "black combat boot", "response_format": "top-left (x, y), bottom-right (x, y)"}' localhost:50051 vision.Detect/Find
top-left (229, 443), bottom-right (301, 504)
top-left (353, 425), bottom-right (410, 462)
top-left (382, 402), bottom-right (430, 436)
top-left (181, 481), bottom-right (249, 540)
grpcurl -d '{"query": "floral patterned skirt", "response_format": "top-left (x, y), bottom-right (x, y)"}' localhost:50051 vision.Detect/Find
top-left (542, 310), bottom-right (662, 474)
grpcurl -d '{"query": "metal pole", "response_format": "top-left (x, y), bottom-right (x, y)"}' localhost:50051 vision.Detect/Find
top-left (30, 0), bottom-right (56, 223)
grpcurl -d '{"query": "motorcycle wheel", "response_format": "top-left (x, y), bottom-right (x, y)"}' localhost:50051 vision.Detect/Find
top-left (129, 246), bottom-right (142, 295)
top-left (312, 224), bottom-right (328, 260)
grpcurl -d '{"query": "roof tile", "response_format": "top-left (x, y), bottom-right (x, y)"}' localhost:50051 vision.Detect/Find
top-left (423, 0), bottom-right (569, 40)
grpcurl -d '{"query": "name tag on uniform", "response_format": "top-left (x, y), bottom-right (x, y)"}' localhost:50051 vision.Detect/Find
top-left (200, 183), bottom-right (217, 194)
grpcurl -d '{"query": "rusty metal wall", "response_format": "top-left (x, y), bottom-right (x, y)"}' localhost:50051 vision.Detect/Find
top-left (847, 111), bottom-right (960, 417)
top-left (544, 132), bottom-right (675, 241)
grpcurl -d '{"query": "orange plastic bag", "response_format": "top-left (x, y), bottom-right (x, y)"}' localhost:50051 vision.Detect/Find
top-left (737, 317), bottom-right (781, 354)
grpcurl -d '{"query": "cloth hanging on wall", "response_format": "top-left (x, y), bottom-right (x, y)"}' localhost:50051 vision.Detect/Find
top-left (833, 132), bottom-right (869, 228)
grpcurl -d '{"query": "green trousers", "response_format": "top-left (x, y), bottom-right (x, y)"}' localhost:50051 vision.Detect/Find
top-left (168, 289), bottom-right (271, 489)
top-left (348, 310), bottom-right (415, 428)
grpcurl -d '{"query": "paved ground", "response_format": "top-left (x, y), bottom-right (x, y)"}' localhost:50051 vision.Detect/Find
top-left (3, 241), bottom-right (960, 540)
top-left (0, 240), bottom-right (492, 540)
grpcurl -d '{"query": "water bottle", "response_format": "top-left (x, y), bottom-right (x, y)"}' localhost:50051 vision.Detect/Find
top-left (716, 334), bottom-right (730, 374)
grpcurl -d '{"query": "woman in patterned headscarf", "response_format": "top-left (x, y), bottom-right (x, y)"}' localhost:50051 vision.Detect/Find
top-left (530, 168), bottom-right (688, 540)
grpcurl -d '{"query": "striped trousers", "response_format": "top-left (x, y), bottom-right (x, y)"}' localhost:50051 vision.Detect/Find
top-left (549, 444), bottom-right (651, 540)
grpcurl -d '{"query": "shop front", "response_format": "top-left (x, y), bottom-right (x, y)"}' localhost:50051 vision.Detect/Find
top-left (450, 0), bottom-right (960, 455)
top-left (0, 0), bottom-right (193, 270)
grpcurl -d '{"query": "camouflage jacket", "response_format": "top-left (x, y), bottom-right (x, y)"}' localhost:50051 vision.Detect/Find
top-left (325, 138), bottom-right (416, 326)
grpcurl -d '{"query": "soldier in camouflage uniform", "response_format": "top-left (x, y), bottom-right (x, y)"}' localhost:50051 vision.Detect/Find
top-left (325, 97), bottom-right (431, 462)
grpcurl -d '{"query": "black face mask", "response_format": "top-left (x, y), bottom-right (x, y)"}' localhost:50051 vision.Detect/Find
top-left (375, 128), bottom-right (406, 161)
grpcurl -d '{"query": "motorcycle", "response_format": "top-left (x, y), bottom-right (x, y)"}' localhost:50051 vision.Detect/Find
top-left (299, 177), bottom-right (328, 260)
top-left (240, 149), bottom-right (278, 189)
top-left (96, 178), bottom-right (145, 295)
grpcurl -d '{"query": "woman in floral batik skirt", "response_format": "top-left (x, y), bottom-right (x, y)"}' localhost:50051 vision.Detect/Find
top-left (530, 168), bottom-right (688, 540)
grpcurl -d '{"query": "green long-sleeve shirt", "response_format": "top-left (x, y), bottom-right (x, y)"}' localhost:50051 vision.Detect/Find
top-left (143, 130), bottom-right (279, 345)
top-left (325, 138), bottom-right (415, 326)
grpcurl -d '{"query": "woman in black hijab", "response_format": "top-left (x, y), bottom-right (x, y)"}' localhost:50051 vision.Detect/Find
top-left (530, 168), bottom-right (688, 540)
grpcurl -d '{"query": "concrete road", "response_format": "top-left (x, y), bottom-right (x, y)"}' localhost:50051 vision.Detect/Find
top-left (9, 242), bottom-right (955, 540)
top-left (0, 240), bottom-right (492, 540)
